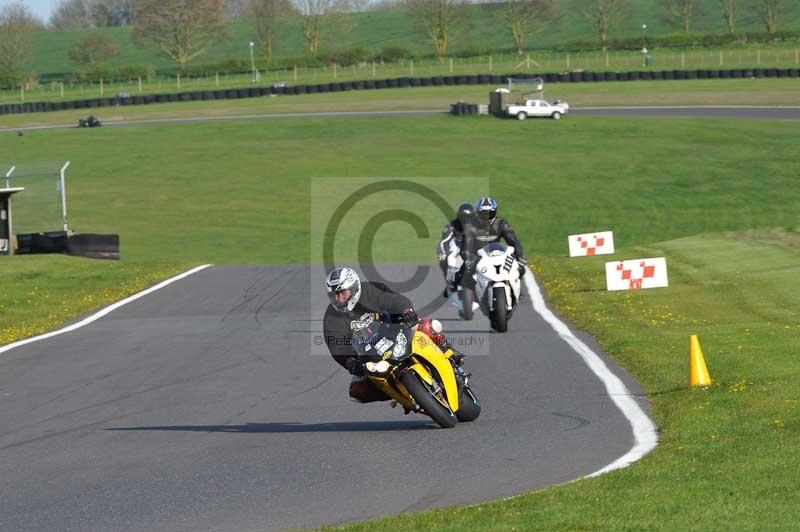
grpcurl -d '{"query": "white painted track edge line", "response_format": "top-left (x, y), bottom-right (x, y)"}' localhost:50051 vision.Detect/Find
top-left (523, 267), bottom-right (659, 477)
top-left (0, 264), bottom-right (212, 355)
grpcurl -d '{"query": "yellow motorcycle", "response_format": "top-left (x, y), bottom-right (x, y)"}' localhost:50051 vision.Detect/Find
top-left (351, 315), bottom-right (480, 428)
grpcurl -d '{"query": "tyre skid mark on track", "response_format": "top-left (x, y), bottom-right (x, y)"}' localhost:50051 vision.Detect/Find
top-left (551, 412), bottom-right (592, 431)
top-left (523, 268), bottom-right (658, 476)
top-left (0, 264), bottom-right (213, 356)
top-left (0, 356), bottom-right (250, 441)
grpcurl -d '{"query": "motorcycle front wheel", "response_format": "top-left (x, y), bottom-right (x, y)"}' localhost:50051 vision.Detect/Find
top-left (456, 387), bottom-right (481, 422)
top-left (400, 371), bottom-right (457, 428)
top-left (492, 286), bottom-right (508, 332)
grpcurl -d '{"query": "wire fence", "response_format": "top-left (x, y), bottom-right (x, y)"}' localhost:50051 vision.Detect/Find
top-left (2, 47), bottom-right (799, 105)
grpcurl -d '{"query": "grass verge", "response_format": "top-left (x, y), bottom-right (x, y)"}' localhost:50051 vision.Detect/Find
top-left (325, 229), bottom-right (800, 531)
top-left (2, 79), bottom-right (799, 130)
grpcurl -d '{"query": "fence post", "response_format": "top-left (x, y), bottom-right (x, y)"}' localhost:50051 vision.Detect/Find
top-left (215, 72), bottom-right (219, 87)
top-left (293, 66), bottom-right (297, 81)
top-left (719, 50), bottom-right (723, 66)
top-left (605, 52), bottom-right (609, 67)
top-left (100, 79), bottom-right (104, 96)
top-left (489, 55), bottom-right (493, 71)
top-left (757, 49), bottom-right (761, 65)
top-left (333, 63), bottom-right (337, 79)
top-left (138, 77), bottom-right (142, 93)
top-left (20, 86), bottom-right (24, 103)
top-left (449, 58), bottom-right (453, 73)
top-left (567, 54), bottom-right (570, 69)
top-left (372, 61), bottom-right (376, 76)
top-left (60, 82), bottom-right (64, 98)
top-left (177, 74), bottom-right (181, 89)
top-left (410, 59), bottom-right (414, 75)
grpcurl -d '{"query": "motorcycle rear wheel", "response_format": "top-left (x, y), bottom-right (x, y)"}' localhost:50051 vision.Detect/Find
top-left (400, 371), bottom-right (457, 428)
top-left (492, 286), bottom-right (508, 332)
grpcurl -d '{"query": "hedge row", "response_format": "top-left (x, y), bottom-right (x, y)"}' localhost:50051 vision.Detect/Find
top-left (2, 68), bottom-right (798, 116)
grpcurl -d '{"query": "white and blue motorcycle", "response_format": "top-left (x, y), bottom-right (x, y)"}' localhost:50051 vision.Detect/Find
top-left (447, 242), bottom-right (522, 332)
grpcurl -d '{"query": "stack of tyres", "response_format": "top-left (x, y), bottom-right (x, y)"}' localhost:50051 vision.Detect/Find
top-left (450, 102), bottom-right (479, 116)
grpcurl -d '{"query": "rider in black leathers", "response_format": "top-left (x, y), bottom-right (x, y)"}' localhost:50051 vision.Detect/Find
top-left (436, 202), bottom-right (475, 295)
top-left (461, 197), bottom-right (527, 287)
top-left (323, 266), bottom-right (418, 403)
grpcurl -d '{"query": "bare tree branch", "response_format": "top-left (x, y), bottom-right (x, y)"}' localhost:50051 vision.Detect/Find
top-left (68, 33), bottom-right (120, 69)
top-left (718, 0), bottom-right (736, 33)
top-left (0, 2), bottom-right (42, 88)
top-left (290, 0), bottom-right (351, 56)
top-left (499, 0), bottom-right (557, 55)
top-left (662, 0), bottom-right (696, 33)
top-left (250, 0), bottom-right (293, 63)
top-left (132, 0), bottom-right (230, 72)
top-left (405, 0), bottom-right (466, 57)
top-left (50, 0), bottom-right (94, 29)
top-left (754, 0), bottom-right (785, 34)
top-left (581, 0), bottom-right (628, 52)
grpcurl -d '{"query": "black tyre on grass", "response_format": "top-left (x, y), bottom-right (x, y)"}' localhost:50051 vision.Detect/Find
top-left (400, 371), bottom-right (457, 429)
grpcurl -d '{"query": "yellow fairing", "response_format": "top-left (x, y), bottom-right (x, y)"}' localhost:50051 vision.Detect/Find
top-left (409, 331), bottom-right (460, 412)
top-left (368, 376), bottom-right (416, 410)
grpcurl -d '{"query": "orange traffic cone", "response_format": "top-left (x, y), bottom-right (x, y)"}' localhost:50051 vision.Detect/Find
top-left (689, 334), bottom-right (711, 387)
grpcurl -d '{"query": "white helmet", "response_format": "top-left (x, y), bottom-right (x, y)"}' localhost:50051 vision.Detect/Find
top-left (325, 267), bottom-right (362, 312)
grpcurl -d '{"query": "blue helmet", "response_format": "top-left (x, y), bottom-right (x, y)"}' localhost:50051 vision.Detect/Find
top-left (475, 197), bottom-right (498, 225)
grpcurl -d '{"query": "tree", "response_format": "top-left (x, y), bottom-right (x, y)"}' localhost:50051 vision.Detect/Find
top-left (291, 0), bottom-right (351, 56)
top-left (226, 0), bottom-right (250, 19)
top-left (718, 0), bottom-right (736, 33)
top-left (499, 0), bottom-right (557, 55)
top-left (131, 0), bottom-right (230, 72)
top-left (405, 0), bottom-right (465, 57)
top-left (250, 0), bottom-right (293, 63)
top-left (754, 0), bottom-right (786, 34)
top-left (50, 0), bottom-right (94, 29)
top-left (0, 3), bottom-right (42, 88)
top-left (68, 33), bottom-right (120, 70)
top-left (662, 0), bottom-right (697, 33)
top-left (581, 0), bottom-right (628, 52)
top-left (50, 0), bottom-right (135, 28)
top-left (91, 0), bottom-right (136, 27)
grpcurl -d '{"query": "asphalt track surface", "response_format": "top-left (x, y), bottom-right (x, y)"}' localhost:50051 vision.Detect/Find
top-left (0, 264), bottom-right (651, 531)
top-left (2, 105), bottom-right (800, 134)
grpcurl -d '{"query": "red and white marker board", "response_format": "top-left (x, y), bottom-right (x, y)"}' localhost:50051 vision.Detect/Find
top-left (605, 257), bottom-right (669, 291)
top-left (569, 231), bottom-right (615, 257)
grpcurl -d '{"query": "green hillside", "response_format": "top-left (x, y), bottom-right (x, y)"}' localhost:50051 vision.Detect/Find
top-left (27, 0), bottom-right (800, 79)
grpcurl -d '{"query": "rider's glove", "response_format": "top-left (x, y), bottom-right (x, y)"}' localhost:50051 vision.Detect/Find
top-left (401, 307), bottom-right (419, 327)
top-left (345, 357), bottom-right (365, 376)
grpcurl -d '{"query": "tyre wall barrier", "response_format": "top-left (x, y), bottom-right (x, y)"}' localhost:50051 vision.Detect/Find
top-left (2, 69), bottom-right (796, 116)
top-left (65, 233), bottom-right (120, 260)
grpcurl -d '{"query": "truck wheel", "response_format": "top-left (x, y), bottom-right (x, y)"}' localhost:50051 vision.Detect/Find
top-left (516, 112), bottom-right (527, 121)
top-left (552, 112), bottom-right (561, 120)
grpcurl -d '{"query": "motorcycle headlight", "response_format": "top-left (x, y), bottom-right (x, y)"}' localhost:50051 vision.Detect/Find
top-left (391, 331), bottom-right (410, 361)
